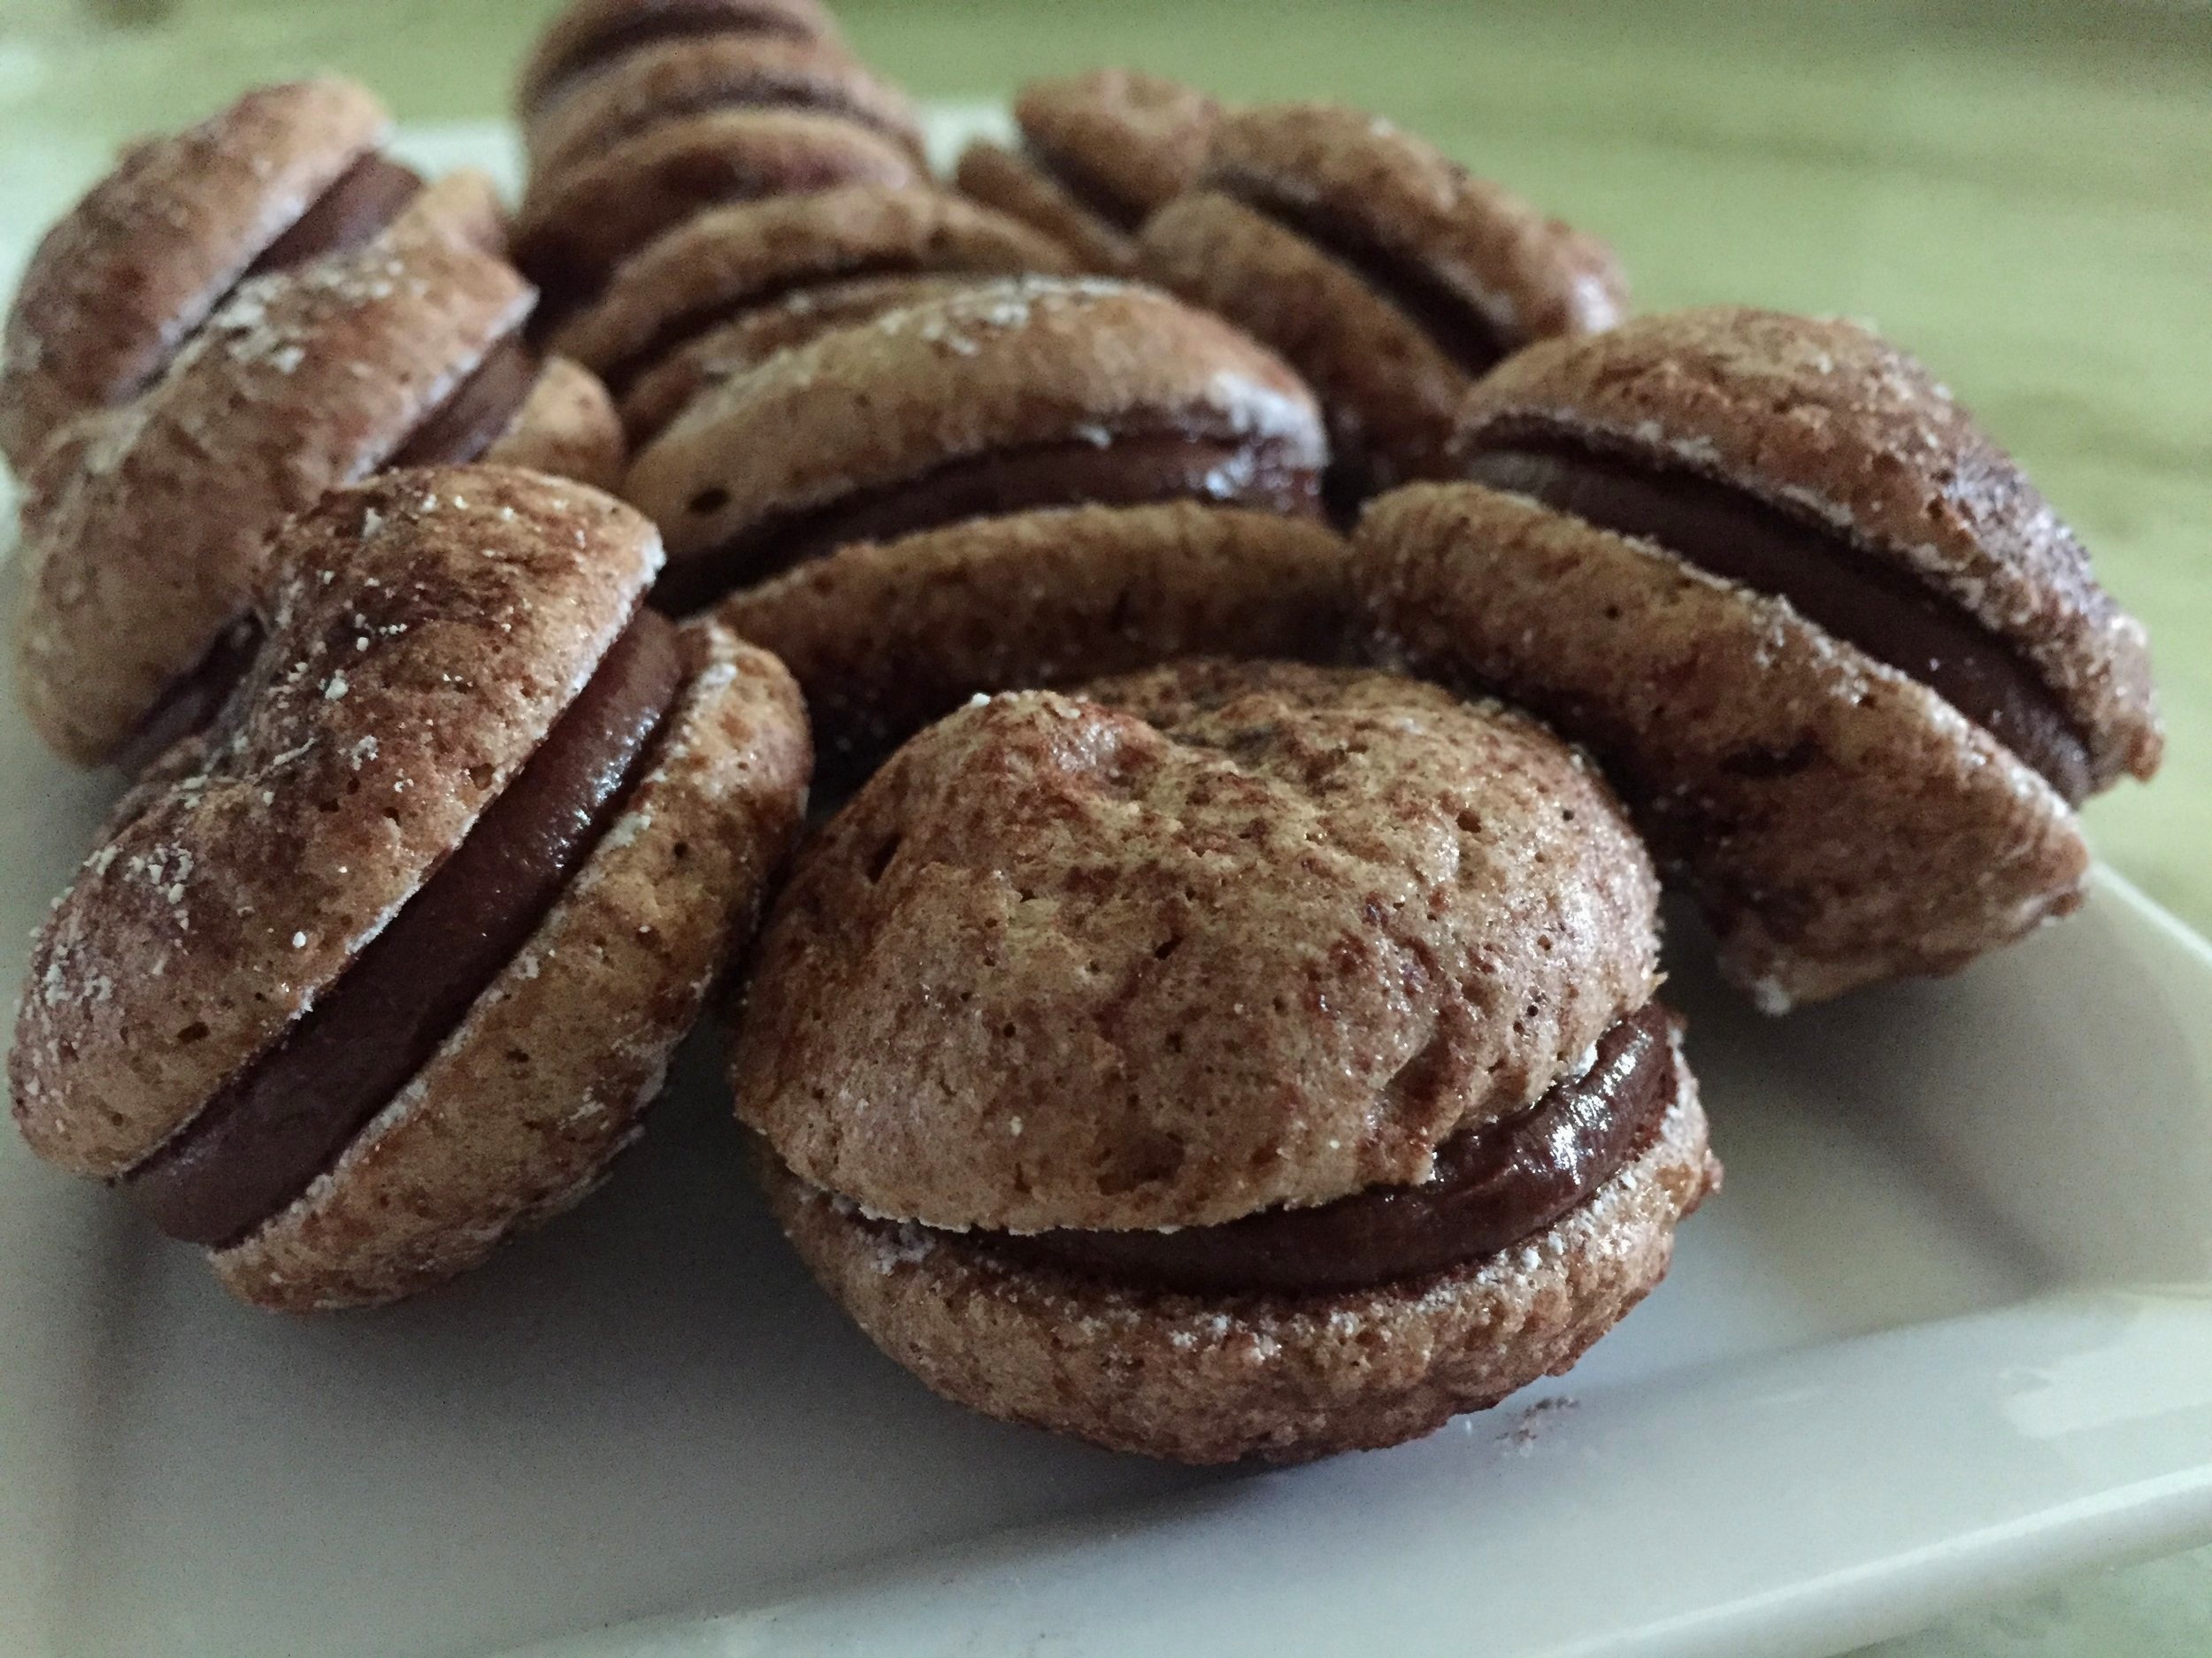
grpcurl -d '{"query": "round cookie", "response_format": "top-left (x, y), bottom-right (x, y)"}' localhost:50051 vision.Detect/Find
top-left (511, 107), bottom-right (921, 316)
top-left (12, 219), bottom-right (625, 771)
top-left (1140, 102), bottom-right (1626, 507)
top-left (0, 78), bottom-right (426, 473)
top-left (624, 276), bottom-right (1330, 611)
top-left (550, 184), bottom-right (1078, 420)
top-left (718, 502), bottom-right (1356, 780)
top-left (516, 0), bottom-right (843, 122)
top-left (525, 35), bottom-right (923, 186)
top-left (1360, 306), bottom-right (2162, 1007)
top-left (733, 661), bottom-right (1713, 1462)
top-left (954, 69), bottom-right (1222, 273)
top-left (10, 466), bottom-right (810, 1311)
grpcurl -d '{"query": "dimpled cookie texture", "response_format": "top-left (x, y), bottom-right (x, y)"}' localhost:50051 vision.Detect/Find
top-left (731, 662), bottom-right (1715, 1461)
top-left (1141, 101), bottom-right (1626, 509)
top-left (954, 69), bottom-right (1223, 273)
top-left (622, 275), bottom-right (1330, 612)
top-left (513, 0), bottom-right (928, 319)
top-left (1359, 305), bottom-right (2161, 1007)
top-left (10, 466), bottom-right (811, 1310)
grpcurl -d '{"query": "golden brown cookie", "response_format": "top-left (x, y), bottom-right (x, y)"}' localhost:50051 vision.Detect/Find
top-left (0, 78), bottom-right (433, 474)
top-left (955, 70), bottom-right (1222, 273)
top-left (10, 466), bottom-right (810, 1310)
top-left (625, 277), bottom-right (1330, 611)
top-left (12, 219), bottom-right (625, 771)
top-left (550, 184), bottom-right (1077, 429)
top-left (733, 661), bottom-right (1712, 1461)
top-left (1140, 102), bottom-right (1626, 507)
top-left (1359, 307), bottom-right (2162, 1007)
top-left (718, 502), bottom-right (1356, 780)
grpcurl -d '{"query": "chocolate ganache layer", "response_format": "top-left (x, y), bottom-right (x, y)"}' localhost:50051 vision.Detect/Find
top-left (657, 427), bottom-right (1325, 610)
top-left (243, 155), bottom-right (425, 279)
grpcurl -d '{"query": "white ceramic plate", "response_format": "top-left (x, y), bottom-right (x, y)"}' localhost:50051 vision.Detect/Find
top-left (4, 118), bottom-right (2210, 1658)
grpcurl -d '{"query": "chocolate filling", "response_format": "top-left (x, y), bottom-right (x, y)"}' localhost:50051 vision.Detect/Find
top-left (387, 334), bottom-right (542, 468)
top-left (990, 1002), bottom-right (1678, 1296)
top-left (1458, 437), bottom-right (2093, 802)
top-left (124, 610), bottom-right (685, 1247)
top-left (1021, 136), bottom-right (1148, 233)
top-left (657, 429), bottom-right (1325, 611)
top-left (530, 4), bottom-right (826, 113)
top-left (243, 154), bottom-right (425, 279)
top-left (1214, 170), bottom-right (1511, 380)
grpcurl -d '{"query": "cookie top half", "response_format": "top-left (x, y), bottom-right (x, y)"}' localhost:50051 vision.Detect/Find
top-left (731, 660), bottom-right (1659, 1233)
top-left (550, 185), bottom-right (1076, 392)
top-left (624, 277), bottom-right (1329, 607)
top-left (1452, 306), bottom-right (2161, 792)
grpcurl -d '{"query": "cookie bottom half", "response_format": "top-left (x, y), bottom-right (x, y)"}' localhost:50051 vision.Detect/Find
top-left (760, 1067), bottom-right (1717, 1465)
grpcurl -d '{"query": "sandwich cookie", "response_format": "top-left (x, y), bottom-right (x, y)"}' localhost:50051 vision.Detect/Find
top-left (14, 221), bottom-right (625, 771)
top-left (9, 466), bottom-right (811, 1310)
top-left (524, 35), bottom-right (919, 186)
top-left (625, 276), bottom-right (1330, 612)
top-left (516, 0), bottom-right (845, 126)
top-left (735, 660), bottom-right (1716, 1462)
top-left (511, 108), bottom-right (919, 322)
top-left (1140, 102), bottom-right (1626, 508)
top-left (1360, 306), bottom-right (2162, 1007)
top-left (720, 501), bottom-right (1356, 780)
top-left (549, 186), bottom-right (1076, 443)
top-left (955, 70), bottom-right (1222, 273)
top-left (0, 78), bottom-right (503, 475)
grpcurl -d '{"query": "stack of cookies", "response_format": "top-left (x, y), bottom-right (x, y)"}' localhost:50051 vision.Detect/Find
top-left (1, 0), bottom-right (2162, 1468)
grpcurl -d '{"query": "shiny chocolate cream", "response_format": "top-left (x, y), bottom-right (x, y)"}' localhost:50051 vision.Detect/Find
top-left (657, 427), bottom-right (1326, 611)
top-left (986, 1002), bottom-right (1678, 1296)
top-left (1457, 435), bottom-right (2093, 802)
top-left (243, 154), bottom-right (425, 278)
top-left (387, 334), bottom-right (544, 468)
top-left (125, 609), bottom-right (685, 1245)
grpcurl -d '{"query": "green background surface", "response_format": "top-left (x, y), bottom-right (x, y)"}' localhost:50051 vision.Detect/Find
top-left (1, 1), bottom-right (2207, 1653)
